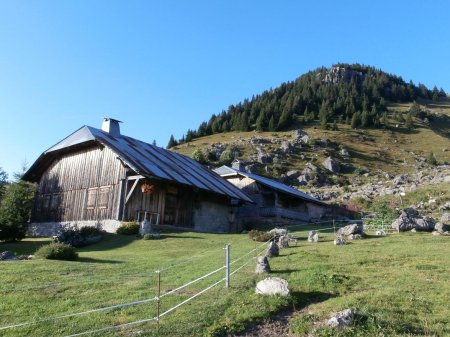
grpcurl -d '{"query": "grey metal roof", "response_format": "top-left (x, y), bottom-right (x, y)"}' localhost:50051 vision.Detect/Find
top-left (25, 126), bottom-right (253, 203)
top-left (214, 165), bottom-right (327, 206)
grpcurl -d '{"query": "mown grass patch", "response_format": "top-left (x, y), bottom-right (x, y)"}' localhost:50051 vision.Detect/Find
top-left (0, 227), bottom-right (449, 336)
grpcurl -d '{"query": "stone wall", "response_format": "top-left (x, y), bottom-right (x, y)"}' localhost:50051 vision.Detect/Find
top-left (192, 200), bottom-right (234, 233)
top-left (27, 220), bottom-right (122, 236)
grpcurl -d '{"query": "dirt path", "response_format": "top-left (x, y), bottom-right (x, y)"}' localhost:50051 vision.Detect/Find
top-left (227, 310), bottom-right (297, 337)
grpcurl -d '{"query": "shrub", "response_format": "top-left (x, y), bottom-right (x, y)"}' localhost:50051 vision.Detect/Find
top-left (117, 222), bottom-right (140, 235)
top-left (191, 149), bottom-right (207, 164)
top-left (55, 224), bottom-right (102, 247)
top-left (35, 242), bottom-right (78, 261)
top-left (79, 226), bottom-right (102, 238)
top-left (0, 181), bottom-right (35, 242)
top-left (248, 229), bottom-right (273, 242)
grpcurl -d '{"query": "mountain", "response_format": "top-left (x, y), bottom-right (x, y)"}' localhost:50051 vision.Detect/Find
top-left (169, 63), bottom-right (446, 146)
top-left (168, 64), bottom-right (449, 215)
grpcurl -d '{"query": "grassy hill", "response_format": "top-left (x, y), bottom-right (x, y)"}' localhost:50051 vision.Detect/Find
top-left (1, 227), bottom-right (449, 336)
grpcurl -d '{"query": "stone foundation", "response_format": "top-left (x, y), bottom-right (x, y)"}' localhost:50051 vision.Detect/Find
top-left (27, 220), bottom-right (122, 237)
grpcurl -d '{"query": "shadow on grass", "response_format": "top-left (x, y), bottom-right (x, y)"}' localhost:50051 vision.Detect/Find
top-left (77, 256), bottom-right (124, 264)
top-left (77, 234), bottom-right (138, 252)
top-left (160, 234), bottom-right (205, 240)
top-left (291, 290), bottom-right (336, 308)
top-left (0, 239), bottom-right (52, 255)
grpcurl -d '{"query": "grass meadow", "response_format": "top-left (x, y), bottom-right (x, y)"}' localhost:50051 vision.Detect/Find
top-left (0, 225), bottom-right (449, 337)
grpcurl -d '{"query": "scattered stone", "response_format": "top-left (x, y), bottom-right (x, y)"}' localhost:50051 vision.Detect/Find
top-left (0, 251), bottom-right (18, 261)
top-left (393, 175), bottom-right (406, 185)
top-left (139, 219), bottom-right (151, 235)
top-left (348, 234), bottom-right (363, 240)
top-left (327, 309), bottom-right (355, 329)
top-left (269, 228), bottom-right (288, 238)
top-left (375, 230), bottom-right (387, 236)
top-left (308, 230), bottom-right (319, 242)
top-left (255, 256), bottom-right (271, 274)
top-left (334, 237), bottom-right (346, 245)
top-left (336, 224), bottom-right (363, 237)
top-left (340, 148), bottom-right (350, 157)
top-left (440, 213), bottom-right (450, 224)
top-left (255, 277), bottom-right (290, 296)
top-left (18, 255), bottom-right (34, 260)
top-left (411, 228), bottom-right (417, 233)
top-left (300, 134), bottom-right (310, 144)
top-left (391, 208), bottom-right (435, 232)
top-left (434, 222), bottom-right (450, 234)
top-left (286, 170), bottom-right (301, 179)
top-left (266, 242), bottom-right (279, 257)
top-left (292, 129), bottom-right (307, 140)
top-left (323, 156), bottom-right (340, 173)
top-left (277, 235), bottom-right (290, 249)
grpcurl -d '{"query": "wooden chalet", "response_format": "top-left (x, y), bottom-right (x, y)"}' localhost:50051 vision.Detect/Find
top-left (213, 160), bottom-right (330, 223)
top-left (23, 119), bottom-right (252, 235)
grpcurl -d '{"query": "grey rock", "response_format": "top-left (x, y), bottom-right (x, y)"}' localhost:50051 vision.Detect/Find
top-left (391, 208), bottom-right (435, 232)
top-left (255, 277), bottom-right (290, 296)
top-left (300, 135), bottom-right (310, 144)
top-left (393, 175), bottom-right (406, 185)
top-left (308, 230), bottom-right (319, 242)
top-left (375, 230), bottom-right (387, 236)
top-left (139, 219), bottom-right (152, 235)
top-left (277, 235), bottom-right (290, 248)
top-left (440, 213), bottom-right (450, 224)
top-left (327, 308), bottom-right (355, 329)
top-left (348, 234), bottom-right (363, 240)
top-left (0, 251), bottom-right (18, 261)
top-left (340, 148), bottom-right (350, 157)
top-left (269, 228), bottom-right (288, 238)
top-left (265, 242), bottom-right (279, 257)
top-left (286, 170), bottom-right (301, 179)
top-left (323, 156), bottom-right (340, 173)
top-left (334, 237), bottom-right (346, 245)
top-left (292, 129), bottom-right (307, 140)
top-left (336, 224), bottom-right (363, 237)
top-left (255, 256), bottom-right (271, 274)
top-left (434, 222), bottom-right (450, 233)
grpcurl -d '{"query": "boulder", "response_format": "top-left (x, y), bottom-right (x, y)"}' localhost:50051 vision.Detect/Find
top-left (434, 222), bottom-right (450, 234)
top-left (391, 208), bottom-right (435, 232)
top-left (348, 234), bottom-right (363, 240)
top-left (300, 135), bottom-right (310, 144)
top-left (292, 129), bottom-right (307, 140)
top-left (308, 230), bottom-right (319, 242)
top-left (0, 251), bottom-right (18, 261)
top-left (336, 224), bottom-right (363, 237)
top-left (139, 219), bottom-right (152, 235)
top-left (286, 170), bottom-right (301, 179)
top-left (255, 256), bottom-right (271, 274)
top-left (340, 148), bottom-right (350, 157)
top-left (334, 237), bottom-right (346, 245)
top-left (323, 156), bottom-right (340, 173)
top-left (393, 175), bottom-right (406, 185)
top-left (265, 242), bottom-right (279, 257)
top-left (269, 228), bottom-right (288, 238)
top-left (375, 230), bottom-right (387, 236)
top-left (327, 309), bottom-right (355, 329)
top-left (255, 277), bottom-right (290, 296)
top-left (440, 213), bottom-right (450, 224)
top-left (277, 235), bottom-right (290, 249)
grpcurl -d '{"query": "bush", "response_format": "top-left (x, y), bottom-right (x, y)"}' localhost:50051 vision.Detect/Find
top-left (0, 181), bottom-right (35, 242)
top-left (248, 229), bottom-right (273, 242)
top-left (55, 224), bottom-right (102, 247)
top-left (35, 242), bottom-right (78, 261)
top-left (192, 149), bottom-right (207, 164)
top-left (117, 222), bottom-right (140, 235)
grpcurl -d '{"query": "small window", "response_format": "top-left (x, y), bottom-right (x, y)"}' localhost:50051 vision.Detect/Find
top-left (86, 189), bottom-right (98, 209)
top-left (98, 186), bottom-right (111, 208)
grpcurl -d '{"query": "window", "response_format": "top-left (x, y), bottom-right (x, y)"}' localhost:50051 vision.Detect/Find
top-left (86, 188), bottom-right (98, 209)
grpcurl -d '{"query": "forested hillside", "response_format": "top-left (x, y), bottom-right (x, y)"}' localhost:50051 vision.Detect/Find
top-left (168, 64), bottom-right (446, 147)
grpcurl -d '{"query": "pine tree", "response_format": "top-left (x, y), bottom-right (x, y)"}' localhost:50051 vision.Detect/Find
top-left (405, 112), bottom-right (414, 130)
top-left (167, 135), bottom-right (177, 149)
top-left (351, 112), bottom-right (360, 129)
top-left (268, 115), bottom-right (276, 131)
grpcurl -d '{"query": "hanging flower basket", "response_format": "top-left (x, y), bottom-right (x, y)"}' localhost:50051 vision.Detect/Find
top-left (141, 183), bottom-right (154, 194)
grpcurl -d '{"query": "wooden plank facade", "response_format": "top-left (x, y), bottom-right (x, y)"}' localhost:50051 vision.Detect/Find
top-left (25, 120), bottom-right (253, 235)
top-left (32, 145), bottom-right (125, 223)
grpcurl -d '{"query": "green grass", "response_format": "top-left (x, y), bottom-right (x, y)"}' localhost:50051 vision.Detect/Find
top-left (0, 227), bottom-right (449, 336)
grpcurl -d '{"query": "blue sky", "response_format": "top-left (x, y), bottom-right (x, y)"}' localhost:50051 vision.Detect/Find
top-left (1, 0), bottom-right (449, 178)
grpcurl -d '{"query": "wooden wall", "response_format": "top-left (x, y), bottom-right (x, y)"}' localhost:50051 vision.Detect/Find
top-left (32, 145), bottom-right (126, 222)
top-left (124, 181), bottom-right (194, 227)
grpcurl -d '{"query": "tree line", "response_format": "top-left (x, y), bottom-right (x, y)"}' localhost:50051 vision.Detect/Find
top-left (168, 63), bottom-right (446, 148)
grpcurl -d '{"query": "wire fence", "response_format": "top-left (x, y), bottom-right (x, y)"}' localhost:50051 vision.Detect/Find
top-left (0, 236), bottom-right (271, 336)
top-left (0, 220), bottom-right (390, 336)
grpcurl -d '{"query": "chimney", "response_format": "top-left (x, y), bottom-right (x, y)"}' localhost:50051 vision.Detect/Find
top-left (231, 159), bottom-right (246, 172)
top-left (101, 118), bottom-right (122, 137)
